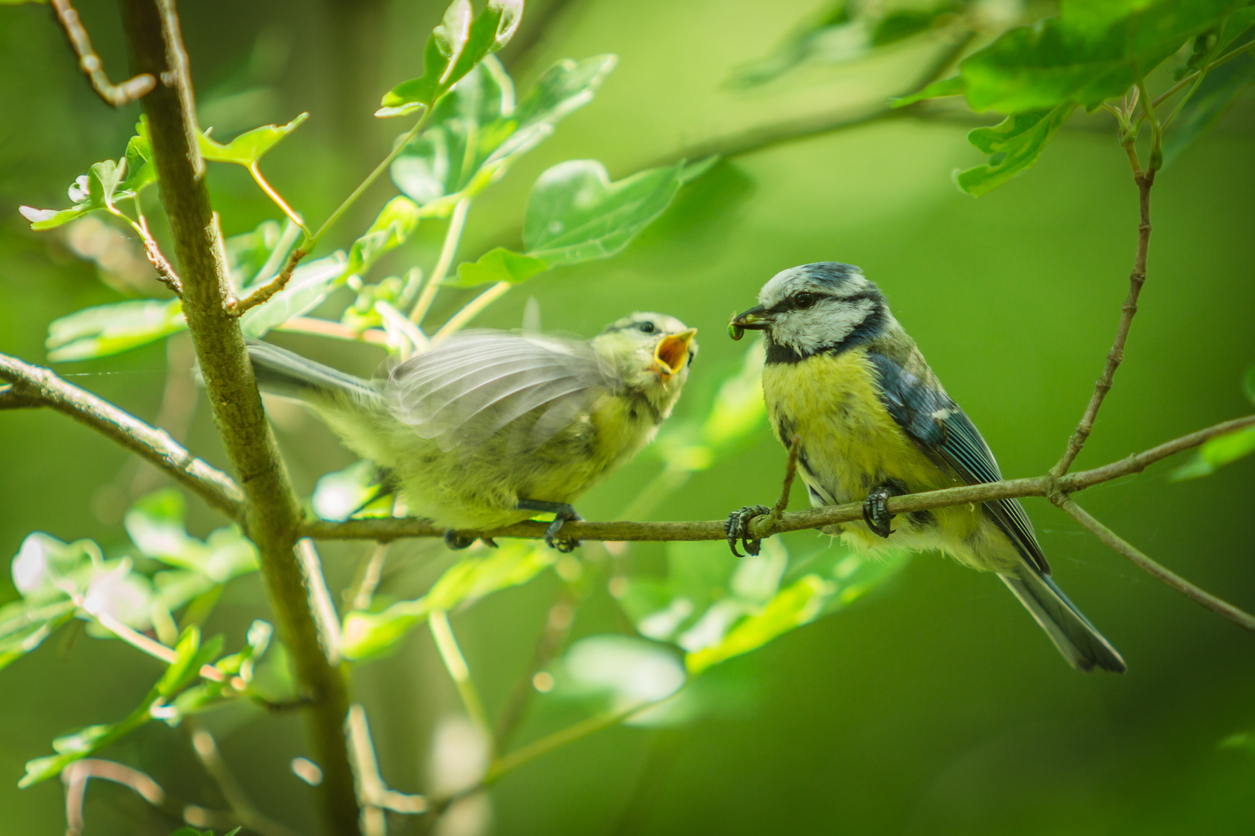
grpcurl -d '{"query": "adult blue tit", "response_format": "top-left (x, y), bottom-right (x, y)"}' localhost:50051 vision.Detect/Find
top-left (248, 313), bottom-right (697, 551)
top-left (725, 263), bottom-right (1125, 673)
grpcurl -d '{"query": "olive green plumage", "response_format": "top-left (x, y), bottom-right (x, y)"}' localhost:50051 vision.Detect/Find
top-left (248, 313), bottom-right (696, 545)
top-left (730, 262), bottom-right (1125, 673)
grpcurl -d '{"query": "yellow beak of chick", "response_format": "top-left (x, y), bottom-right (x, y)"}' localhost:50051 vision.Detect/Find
top-left (651, 328), bottom-right (698, 379)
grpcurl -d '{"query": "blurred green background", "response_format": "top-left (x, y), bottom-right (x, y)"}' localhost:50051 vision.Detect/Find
top-left (2, 0), bottom-right (1254, 834)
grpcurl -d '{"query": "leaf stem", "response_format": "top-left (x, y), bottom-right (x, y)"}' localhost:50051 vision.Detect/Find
top-left (429, 610), bottom-right (494, 745)
top-left (249, 164), bottom-right (310, 236)
top-left (410, 198), bottom-right (472, 325)
top-left (432, 280), bottom-right (510, 343)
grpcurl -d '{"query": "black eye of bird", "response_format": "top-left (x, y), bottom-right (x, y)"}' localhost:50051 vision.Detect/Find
top-left (638, 321), bottom-right (656, 333)
top-left (793, 292), bottom-right (817, 309)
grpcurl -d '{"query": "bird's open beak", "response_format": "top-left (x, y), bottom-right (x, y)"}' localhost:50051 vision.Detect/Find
top-left (652, 328), bottom-right (698, 379)
top-left (728, 305), bottom-right (772, 341)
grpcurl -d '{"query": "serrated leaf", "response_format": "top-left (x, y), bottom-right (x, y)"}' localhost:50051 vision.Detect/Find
top-left (341, 542), bottom-right (555, 660)
top-left (125, 490), bottom-right (258, 583)
top-left (955, 103), bottom-right (1075, 196)
top-left (377, 0), bottom-right (475, 116)
top-left (522, 160), bottom-right (687, 267)
top-left (392, 55), bottom-right (616, 215)
top-left (46, 300), bottom-right (186, 362)
top-left (345, 197), bottom-right (421, 279)
top-left (198, 113), bottom-right (309, 166)
top-left (1163, 36), bottom-right (1255, 165)
top-left (239, 252), bottom-right (349, 337)
top-left (956, 0), bottom-right (1245, 112)
top-left (455, 247), bottom-right (548, 286)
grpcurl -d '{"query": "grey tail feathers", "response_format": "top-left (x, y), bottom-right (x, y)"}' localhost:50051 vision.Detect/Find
top-left (1000, 568), bottom-right (1127, 674)
top-left (246, 340), bottom-right (378, 405)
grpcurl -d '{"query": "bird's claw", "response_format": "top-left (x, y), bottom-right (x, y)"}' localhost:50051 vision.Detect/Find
top-left (725, 505), bottom-right (770, 557)
top-left (862, 485), bottom-right (899, 538)
top-left (544, 510), bottom-right (582, 553)
top-left (443, 530), bottom-right (476, 550)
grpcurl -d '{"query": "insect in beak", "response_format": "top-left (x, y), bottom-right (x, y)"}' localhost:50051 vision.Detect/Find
top-left (652, 328), bottom-right (698, 379)
top-left (728, 305), bottom-right (772, 341)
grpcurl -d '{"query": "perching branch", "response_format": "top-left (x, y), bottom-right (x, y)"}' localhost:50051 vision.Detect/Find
top-left (301, 415), bottom-right (1255, 631)
top-left (1052, 153), bottom-right (1156, 476)
top-left (49, 0), bottom-right (155, 108)
top-left (114, 2), bottom-right (360, 833)
top-left (0, 352), bottom-right (243, 519)
top-left (1054, 498), bottom-right (1255, 633)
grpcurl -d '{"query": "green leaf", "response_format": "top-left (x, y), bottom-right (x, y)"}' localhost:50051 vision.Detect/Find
top-left (957, 0), bottom-right (1245, 112)
top-left (345, 197), bottom-right (422, 279)
top-left (686, 576), bottom-right (829, 674)
top-left (1170, 424), bottom-right (1255, 480)
top-left (954, 103), bottom-right (1075, 196)
top-left (46, 300), bottom-right (186, 362)
top-left (730, 1), bottom-right (964, 87)
top-left (312, 460), bottom-right (394, 520)
top-left (239, 252), bottom-right (349, 337)
top-left (1163, 40), bottom-right (1255, 165)
top-left (21, 161), bottom-right (126, 231)
top-left (125, 490), bottom-right (258, 583)
top-left (891, 75), bottom-right (964, 108)
top-left (554, 635), bottom-right (686, 717)
top-left (378, 0), bottom-right (523, 117)
top-left (198, 113), bottom-right (309, 166)
top-left (392, 55), bottom-right (616, 215)
top-left (455, 247), bottom-right (548, 286)
top-left (522, 160), bottom-right (687, 267)
top-left (0, 599), bottom-right (76, 670)
top-left (341, 542), bottom-right (555, 660)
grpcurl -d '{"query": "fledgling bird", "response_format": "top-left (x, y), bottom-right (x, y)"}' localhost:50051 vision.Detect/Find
top-left (248, 313), bottom-right (697, 551)
top-left (725, 263), bottom-right (1125, 673)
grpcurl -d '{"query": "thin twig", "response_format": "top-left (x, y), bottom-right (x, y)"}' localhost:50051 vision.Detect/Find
top-left (493, 586), bottom-right (579, 749)
top-left (1055, 498), bottom-right (1255, 632)
top-left (298, 413), bottom-right (1245, 542)
top-left (49, 0), bottom-right (155, 108)
top-left (432, 280), bottom-right (511, 343)
top-left (410, 198), bottom-right (472, 325)
top-left (276, 316), bottom-right (391, 345)
top-left (347, 703), bottom-right (428, 834)
top-left (63, 759), bottom-right (165, 836)
top-left (227, 247), bottom-right (304, 316)
top-left (191, 728), bottom-right (304, 836)
top-left (135, 216), bottom-right (182, 295)
top-left (250, 163), bottom-right (309, 235)
top-left (430, 610), bottom-right (494, 745)
top-left (0, 353), bottom-right (244, 518)
top-left (1052, 168), bottom-right (1155, 476)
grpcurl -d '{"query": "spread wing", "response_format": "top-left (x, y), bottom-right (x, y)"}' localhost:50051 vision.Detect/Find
top-left (388, 331), bottom-right (614, 453)
top-left (867, 351), bottom-right (1051, 575)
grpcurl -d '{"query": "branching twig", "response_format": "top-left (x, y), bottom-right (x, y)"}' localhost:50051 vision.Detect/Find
top-left (0, 353), bottom-right (244, 518)
top-left (227, 247), bottom-right (304, 316)
top-left (63, 759), bottom-right (165, 836)
top-left (116, 2), bottom-right (359, 831)
top-left (1052, 169), bottom-right (1155, 476)
top-left (1054, 498), bottom-right (1255, 632)
top-left (49, 0), bottom-right (155, 108)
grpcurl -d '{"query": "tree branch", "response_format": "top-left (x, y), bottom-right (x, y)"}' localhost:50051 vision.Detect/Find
top-left (49, 0), bottom-right (155, 108)
top-left (1055, 498), bottom-right (1255, 632)
top-left (115, 2), bottom-right (359, 832)
top-left (0, 352), bottom-right (243, 518)
top-left (1053, 169), bottom-right (1155, 475)
top-left (301, 416), bottom-right (1255, 630)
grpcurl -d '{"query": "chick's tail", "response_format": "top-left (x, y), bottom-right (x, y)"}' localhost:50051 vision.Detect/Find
top-left (1000, 567), bottom-right (1127, 673)
top-left (245, 340), bottom-right (378, 405)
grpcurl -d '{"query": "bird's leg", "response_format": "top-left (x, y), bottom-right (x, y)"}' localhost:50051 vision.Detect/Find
top-left (862, 483), bottom-right (904, 538)
top-left (724, 435), bottom-right (803, 557)
top-left (517, 499), bottom-right (582, 553)
top-left (725, 505), bottom-right (770, 557)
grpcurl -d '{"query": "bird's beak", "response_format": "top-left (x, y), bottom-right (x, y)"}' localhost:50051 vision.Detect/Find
top-left (728, 305), bottom-right (772, 341)
top-left (652, 328), bottom-right (698, 379)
